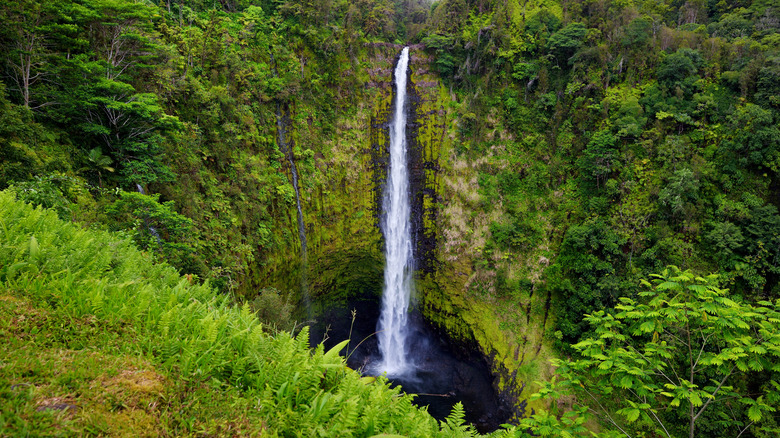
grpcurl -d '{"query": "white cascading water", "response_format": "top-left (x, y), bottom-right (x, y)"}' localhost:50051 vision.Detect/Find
top-left (376, 47), bottom-right (412, 376)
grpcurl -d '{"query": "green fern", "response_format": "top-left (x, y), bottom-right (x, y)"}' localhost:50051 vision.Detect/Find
top-left (87, 281), bottom-right (105, 316)
top-left (331, 396), bottom-right (360, 437)
top-left (442, 402), bottom-right (478, 437)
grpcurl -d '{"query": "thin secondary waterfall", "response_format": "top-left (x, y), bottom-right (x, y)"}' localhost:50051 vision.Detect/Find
top-left (376, 47), bottom-right (412, 376)
top-left (134, 183), bottom-right (161, 244)
top-left (275, 104), bottom-right (311, 315)
top-left (275, 106), bottom-right (308, 259)
top-left (270, 52), bottom-right (310, 315)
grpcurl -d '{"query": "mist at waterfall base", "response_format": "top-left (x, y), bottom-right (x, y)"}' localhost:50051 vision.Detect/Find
top-left (309, 300), bottom-right (510, 433)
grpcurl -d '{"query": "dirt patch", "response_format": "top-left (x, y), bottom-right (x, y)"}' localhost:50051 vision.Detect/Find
top-left (36, 396), bottom-right (79, 415)
top-left (99, 367), bottom-right (165, 410)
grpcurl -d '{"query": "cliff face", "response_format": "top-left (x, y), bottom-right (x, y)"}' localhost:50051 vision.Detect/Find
top-left (255, 44), bottom-right (552, 420)
top-left (251, 45), bottom-right (395, 310)
top-left (406, 47), bottom-right (554, 420)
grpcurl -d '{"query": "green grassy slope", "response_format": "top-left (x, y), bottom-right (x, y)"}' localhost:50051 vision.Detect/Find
top-left (0, 191), bottom-right (519, 437)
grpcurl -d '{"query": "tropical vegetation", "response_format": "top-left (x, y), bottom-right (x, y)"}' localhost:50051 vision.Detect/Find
top-left (1, 0), bottom-right (779, 436)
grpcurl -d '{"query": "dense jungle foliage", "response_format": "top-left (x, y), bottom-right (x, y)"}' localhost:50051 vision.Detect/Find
top-left (2, 0), bottom-right (780, 436)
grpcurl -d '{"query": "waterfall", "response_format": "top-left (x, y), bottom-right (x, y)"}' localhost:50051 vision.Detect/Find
top-left (376, 47), bottom-right (412, 376)
top-left (275, 104), bottom-right (311, 315)
top-left (134, 183), bottom-right (161, 244)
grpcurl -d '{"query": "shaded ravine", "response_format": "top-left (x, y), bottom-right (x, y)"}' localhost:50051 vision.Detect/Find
top-left (311, 295), bottom-right (510, 433)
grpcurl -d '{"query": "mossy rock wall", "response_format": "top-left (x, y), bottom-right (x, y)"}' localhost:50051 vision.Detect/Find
top-left (405, 48), bottom-right (556, 420)
top-left (253, 44), bottom-right (401, 311)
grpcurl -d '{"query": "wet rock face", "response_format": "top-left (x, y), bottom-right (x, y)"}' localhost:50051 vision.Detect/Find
top-left (407, 51), bottom-right (443, 275)
top-left (369, 84), bottom-right (390, 233)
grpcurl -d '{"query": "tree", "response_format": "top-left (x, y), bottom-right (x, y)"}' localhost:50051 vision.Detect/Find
top-left (0, 0), bottom-right (58, 109)
top-left (106, 190), bottom-right (200, 273)
top-left (546, 22), bottom-right (587, 66)
top-left (726, 104), bottom-right (779, 173)
top-left (621, 17), bottom-right (652, 49)
top-left (657, 49), bottom-right (700, 91)
top-left (0, 83), bottom-right (66, 187)
top-left (658, 167), bottom-right (700, 219)
top-left (756, 56), bottom-right (780, 108)
top-left (8, 174), bottom-right (81, 220)
top-left (80, 0), bottom-right (157, 81)
top-left (578, 130), bottom-right (619, 190)
top-left (77, 76), bottom-right (179, 185)
top-left (422, 33), bottom-right (462, 78)
top-left (741, 204), bottom-right (780, 295)
top-left (536, 267), bottom-right (780, 438)
top-left (78, 147), bottom-right (114, 187)
top-left (551, 218), bottom-right (628, 345)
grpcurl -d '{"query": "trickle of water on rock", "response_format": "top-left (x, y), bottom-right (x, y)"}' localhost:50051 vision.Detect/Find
top-left (134, 183), bottom-right (161, 244)
top-left (275, 105), bottom-right (311, 316)
top-left (270, 53), bottom-right (310, 317)
top-left (375, 46), bottom-right (412, 377)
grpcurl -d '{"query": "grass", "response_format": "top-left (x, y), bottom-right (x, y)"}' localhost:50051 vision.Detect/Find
top-left (0, 287), bottom-right (274, 437)
top-left (0, 293), bottom-right (175, 437)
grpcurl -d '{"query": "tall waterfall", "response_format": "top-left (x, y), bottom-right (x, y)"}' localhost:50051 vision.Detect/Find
top-left (376, 47), bottom-right (412, 376)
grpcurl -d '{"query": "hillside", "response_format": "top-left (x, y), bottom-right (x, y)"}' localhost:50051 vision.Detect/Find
top-left (0, 191), bottom-right (506, 437)
top-left (2, 0), bottom-right (780, 436)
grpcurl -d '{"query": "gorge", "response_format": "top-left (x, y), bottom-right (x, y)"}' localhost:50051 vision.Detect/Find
top-left (308, 46), bottom-right (511, 432)
top-left (2, 0), bottom-right (779, 436)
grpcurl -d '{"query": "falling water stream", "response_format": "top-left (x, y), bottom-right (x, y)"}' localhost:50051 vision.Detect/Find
top-left (134, 183), bottom-right (161, 244)
top-left (275, 106), bottom-right (308, 259)
top-left (375, 46), bottom-right (412, 376)
top-left (275, 105), bottom-right (311, 315)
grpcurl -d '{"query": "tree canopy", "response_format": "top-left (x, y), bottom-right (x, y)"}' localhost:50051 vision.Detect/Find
top-left (532, 266), bottom-right (780, 437)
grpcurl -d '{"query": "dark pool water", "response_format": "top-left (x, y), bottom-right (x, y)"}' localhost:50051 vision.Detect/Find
top-left (309, 297), bottom-right (511, 433)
